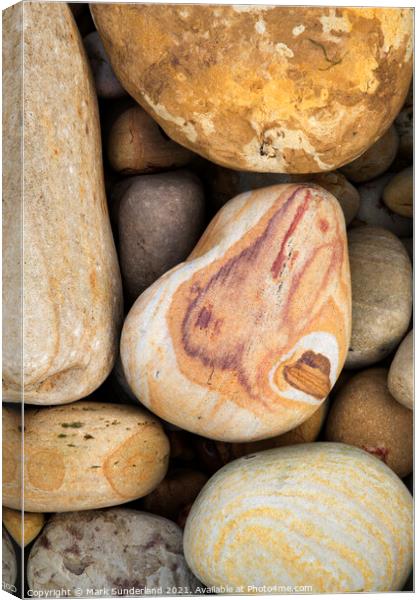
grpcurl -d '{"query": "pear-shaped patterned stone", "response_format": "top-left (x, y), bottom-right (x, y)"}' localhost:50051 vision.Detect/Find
top-left (121, 183), bottom-right (351, 442)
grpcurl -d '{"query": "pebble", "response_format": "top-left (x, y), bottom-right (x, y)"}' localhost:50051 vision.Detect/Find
top-left (345, 227), bottom-right (412, 368)
top-left (108, 105), bottom-right (193, 174)
top-left (388, 330), bottom-right (413, 410)
top-left (27, 509), bottom-right (202, 596)
top-left (325, 368), bottom-right (413, 477)
top-left (84, 31), bottom-right (127, 98)
top-left (383, 166), bottom-right (413, 218)
top-left (340, 125), bottom-right (399, 183)
top-left (117, 170), bottom-right (205, 305)
top-left (121, 183), bottom-right (351, 441)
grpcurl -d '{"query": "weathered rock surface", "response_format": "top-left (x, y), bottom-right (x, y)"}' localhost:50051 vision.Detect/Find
top-left (92, 5), bottom-right (413, 173)
top-left (27, 509), bottom-right (201, 596)
top-left (3, 3), bottom-right (123, 405)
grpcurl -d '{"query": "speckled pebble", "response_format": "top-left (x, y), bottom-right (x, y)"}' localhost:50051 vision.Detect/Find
top-left (27, 509), bottom-right (202, 597)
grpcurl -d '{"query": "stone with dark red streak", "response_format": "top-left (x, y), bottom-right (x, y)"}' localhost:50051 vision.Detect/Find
top-left (121, 183), bottom-right (351, 442)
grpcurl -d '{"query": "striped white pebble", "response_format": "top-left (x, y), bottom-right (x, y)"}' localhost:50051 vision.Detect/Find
top-left (183, 443), bottom-right (412, 593)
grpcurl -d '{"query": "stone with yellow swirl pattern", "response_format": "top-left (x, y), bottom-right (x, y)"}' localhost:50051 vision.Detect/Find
top-left (183, 443), bottom-right (413, 592)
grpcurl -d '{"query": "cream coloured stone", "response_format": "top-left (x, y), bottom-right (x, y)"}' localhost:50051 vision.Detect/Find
top-left (3, 3), bottom-right (123, 405)
top-left (346, 227), bottom-right (412, 368)
top-left (184, 443), bottom-right (413, 592)
top-left (2, 402), bottom-right (170, 513)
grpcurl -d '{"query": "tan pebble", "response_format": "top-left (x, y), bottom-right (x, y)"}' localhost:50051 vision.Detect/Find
top-left (388, 330), bottom-right (413, 410)
top-left (383, 167), bottom-right (413, 218)
top-left (325, 368), bottom-right (413, 478)
top-left (108, 105), bottom-right (193, 174)
top-left (3, 3), bottom-right (123, 405)
top-left (345, 226), bottom-right (412, 368)
top-left (2, 507), bottom-right (46, 547)
top-left (340, 125), bottom-right (399, 183)
top-left (2, 402), bottom-right (169, 512)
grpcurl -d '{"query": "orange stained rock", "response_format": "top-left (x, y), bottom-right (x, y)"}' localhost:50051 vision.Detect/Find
top-left (121, 183), bottom-right (351, 441)
top-left (91, 5), bottom-right (413, 173)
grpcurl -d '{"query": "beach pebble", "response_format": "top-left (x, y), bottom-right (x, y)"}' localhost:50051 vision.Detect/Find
top-left (2, 402), bottom-right (169, 512)
top-left (84, 31), bottom-right (127, 98)
top-left (340, 125), bottom-right (399, 183)
top-left (108, 105), bottom-right (193, 174)
top-left (117, 171), bottom-right (205, 304)
top-left (27, 509), bottom-right (202, 597)
top-left (121, 183), bottom-right (351, 442)
top-left (3, 3), bottom-right (123, 405)
top-left (325, 368), bottom-right (413, 477)
top-left (184, 443), bottom-right (413, 592)
top-left (92, 5), bottom-right (412, 173)
top-left (346, 227), bottom-right (412, 368)
top-left (388, 330), bottom-right (413, 410)
top-left (383, 167), bottom-right (413, 218)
